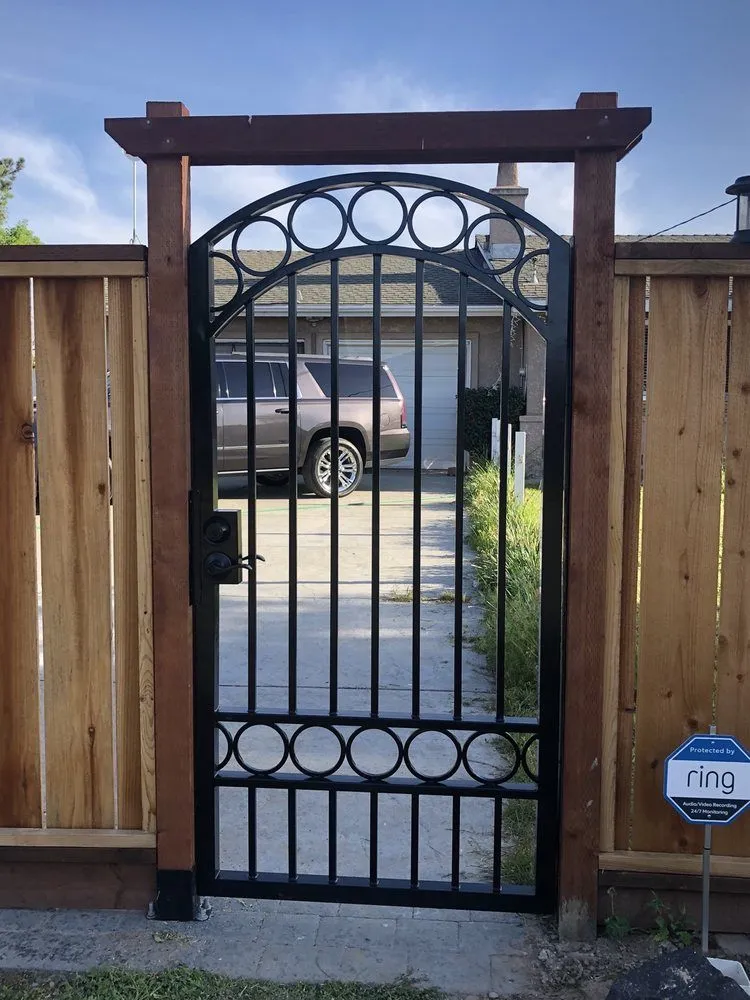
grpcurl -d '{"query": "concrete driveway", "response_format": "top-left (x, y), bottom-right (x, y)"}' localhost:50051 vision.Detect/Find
top-left (216, 470), bottom-right (498, 885)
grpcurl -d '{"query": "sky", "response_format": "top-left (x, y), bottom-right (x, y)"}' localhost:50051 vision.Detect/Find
top-left (1, 0), bottom-right (749, 246)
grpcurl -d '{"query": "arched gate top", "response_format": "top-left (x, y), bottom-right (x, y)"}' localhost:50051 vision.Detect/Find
top-left (190, 172), bottom-right (570, 342)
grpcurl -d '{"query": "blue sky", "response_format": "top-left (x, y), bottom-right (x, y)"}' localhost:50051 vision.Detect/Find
top-left (1, 0), bottom-right (748, 244)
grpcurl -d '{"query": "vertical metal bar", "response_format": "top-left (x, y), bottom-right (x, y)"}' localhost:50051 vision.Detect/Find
top-left (328, 789), bottom-right (337, 883)
top-left (496, 304), bottom-right (511, 721)
top-left (453, 275), bottom-right (468, 718)
top-left (371, 254), bottom-right (382, 716)
top-left (451, 794), bottom-right (461, 889)
top-left (492, 797), bottom-right (502, 891)
top-left (412, 261), bottom-right (424, 719)
top-left (188, 238), bottom-right (221, 893)
top-left (534, 238), bottom-right (571, 906)
top-left (369, 791), bottom-right (378, 885)
top-left (330, 261), bottom-right (340, 715)
top-left (248, 786), bottom-right (257, 878)
top-left (288, 787), bottom-right (297, 880)
top-left (288, 276), bottom-right (298, 716)
top-left (410, 794), bottom-right (419, 887)
top-left (246, 303), bottom-right (258, 714)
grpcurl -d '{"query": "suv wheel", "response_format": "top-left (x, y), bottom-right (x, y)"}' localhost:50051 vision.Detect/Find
top-left (303, 438), bottom-right (363, 498)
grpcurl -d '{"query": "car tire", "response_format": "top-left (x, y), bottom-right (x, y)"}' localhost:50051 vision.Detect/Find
top-left (257, 472), bottom-right (290, 487)
top-left (303, 438), bottom-right (363, 498)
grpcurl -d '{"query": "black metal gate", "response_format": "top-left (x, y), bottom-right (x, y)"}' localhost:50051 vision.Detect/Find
top-left (189, 173), bottom-right (570, 913)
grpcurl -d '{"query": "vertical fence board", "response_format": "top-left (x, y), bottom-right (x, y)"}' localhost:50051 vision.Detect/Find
top-left (715, 276), bottom-right (750, 856)
top-left (601, 275), bottom-right (629, 852)
top-left (0, 278), bottom-right (42, 828)
top-left (132, 278), bottom-right (156, 832)
top-left (35, 277), bottom-right (115, 829)
top-left (631, 276), bottom-right (727, 854)
top-left (109, 278), bottom-right (141, 830)
top-left (614, 276), bottom-right (647, 849)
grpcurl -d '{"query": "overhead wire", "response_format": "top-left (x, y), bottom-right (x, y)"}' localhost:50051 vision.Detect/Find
top-left (634, 197), bottom-right (735, 242)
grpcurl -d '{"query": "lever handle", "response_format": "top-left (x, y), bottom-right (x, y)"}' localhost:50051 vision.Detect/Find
top-left (204, 552), bottom-right (265, 578)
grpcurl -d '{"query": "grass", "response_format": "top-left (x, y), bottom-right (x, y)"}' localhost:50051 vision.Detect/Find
top-left (465, 461), bottom-right (542, 885)
top-left (384, 588), bottom-right (470, 605)
top-left (465, 462), bottom-right (542, 718)
top-left (0, 970), bottom-right (442, 1000)
top-left (384, 586), bottom-right (413, 603)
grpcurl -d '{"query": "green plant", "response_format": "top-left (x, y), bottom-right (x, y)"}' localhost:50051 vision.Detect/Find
top-left (604, 887), bottom-right (632, 941)
top-left (465, 461), bottom-right (541, 716)
top-left (648, 893), bottom-right (695, 947)
top-left (463, 386), bottom-right (526, 459)
top-left (385, 586), bottom-right (413, 602)
top-left (0, 157), bottom-right (41, 245)
top-left (465, 461), bottom-right (542, 882)
top-left (0, 969), bottom-right (443, 1000)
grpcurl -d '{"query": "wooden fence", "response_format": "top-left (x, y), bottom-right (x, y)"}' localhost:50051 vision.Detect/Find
top-left (600, 242), bottom-right (750, 924)
top-left (0, 247), bottom-right (155, 907)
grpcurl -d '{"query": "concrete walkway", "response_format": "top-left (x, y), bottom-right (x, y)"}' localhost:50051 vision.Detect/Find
top-left (216, 471), bottom-right (501, 883)
top-left (0, 901), bottom-right (533, 996)
top-left (1, 473), bottom-right (537, 996)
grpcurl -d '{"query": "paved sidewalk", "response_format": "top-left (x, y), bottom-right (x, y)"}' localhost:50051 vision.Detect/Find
top-left (0, 900), bottom-right (534, 996)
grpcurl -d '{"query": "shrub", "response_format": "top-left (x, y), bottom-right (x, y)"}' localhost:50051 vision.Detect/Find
top-left (463, 386), bottom-right (526, 460)
top-left (465, 461), bottom-right (541, 885)
top-left (465, 461), bottom-right (540, 716)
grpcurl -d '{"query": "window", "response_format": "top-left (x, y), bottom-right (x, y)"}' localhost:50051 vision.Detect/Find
top-left (215, 362), bottom-right (227, 399)
top-left (272, 362), bottom-right (290, 398)
top-left (305, 361), bottom-right (398, 399)
top-left (223, 361), bottom-right (275, 399)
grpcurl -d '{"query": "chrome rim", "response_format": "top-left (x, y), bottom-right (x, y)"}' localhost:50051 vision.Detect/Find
top-left (317, 444), bottom-right (358, 493)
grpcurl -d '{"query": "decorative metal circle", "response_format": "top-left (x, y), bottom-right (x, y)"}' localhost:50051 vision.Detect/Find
top-left (347, 184), bottom-right (409, 246)
top-left (346, 726), bottom-right (404, 780)
top-left (215, 722), bottom-right (234, 771)
top-left (232, 216), bottom-right (292, 276)
top-left (287, 192), bottom-right (348, 254)
top-left (233, 721), bottom-right (289, 775)
top-left (463, 212), bottom-right (526, 274)
top-left (512, 249), bottom-right (549, 311)
top-left (209, 250), bottom-right (244, 314)
top-left (403, 728), bottom-right (462, 783)
top-left (406, 190), bottom-right (469, 253)
top-left (520, 734), bottom-right (539, 783)
top-left (289, 724), bottom-right (346, 778)
top-left (462, 731), bottom-right (521, 785)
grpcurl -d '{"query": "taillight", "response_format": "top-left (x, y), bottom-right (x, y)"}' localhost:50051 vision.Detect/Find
top-left (401, 397), bottom-right (407, 428)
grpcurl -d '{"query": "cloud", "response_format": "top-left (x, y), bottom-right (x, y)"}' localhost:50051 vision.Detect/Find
top-left (0, 69), bottom-right (644, 249)
top-left (0, 126), bottom-right (136, 243)
top-left (334, 66), bottom-right (472, 115)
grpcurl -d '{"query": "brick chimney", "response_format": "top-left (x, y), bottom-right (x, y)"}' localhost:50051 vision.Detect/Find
top-left (489, 163), bottom-right (529, 258)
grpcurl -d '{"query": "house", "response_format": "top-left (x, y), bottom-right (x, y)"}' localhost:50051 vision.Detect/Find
top-left (211, 165), bottom-right (544, 474)
top-left (211, 165), bottom-right (732, 479)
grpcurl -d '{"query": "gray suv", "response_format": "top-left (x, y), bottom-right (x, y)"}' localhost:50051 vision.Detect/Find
top-left (216, 354), bottom-right (410, 497)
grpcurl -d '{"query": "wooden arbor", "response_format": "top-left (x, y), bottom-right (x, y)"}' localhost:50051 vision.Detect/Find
top-left (105, 94), bottom-right (651, 939)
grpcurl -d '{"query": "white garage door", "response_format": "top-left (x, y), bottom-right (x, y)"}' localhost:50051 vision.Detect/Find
top-left (327, 340), bottom-right (471, 470)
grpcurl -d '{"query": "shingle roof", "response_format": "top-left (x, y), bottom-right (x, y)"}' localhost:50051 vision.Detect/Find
top-left (212, 248), bottom-right (543, 309)
top-left (212, 235), bottom-right (733, 311)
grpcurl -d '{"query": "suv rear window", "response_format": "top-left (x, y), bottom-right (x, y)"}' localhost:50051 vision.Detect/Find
top-left (306, 361), bottom-right (398, 399)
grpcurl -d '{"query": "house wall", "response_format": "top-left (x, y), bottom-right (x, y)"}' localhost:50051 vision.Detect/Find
top-left (218, 314), bottom-right (508, 390)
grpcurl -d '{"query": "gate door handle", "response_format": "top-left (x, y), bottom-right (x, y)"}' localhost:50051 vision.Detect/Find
top-left (204, 552), bottom-right (265, 578)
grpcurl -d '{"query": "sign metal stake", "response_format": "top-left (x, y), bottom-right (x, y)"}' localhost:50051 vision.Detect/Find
top-left (701, 723), bottom-right (717, 954)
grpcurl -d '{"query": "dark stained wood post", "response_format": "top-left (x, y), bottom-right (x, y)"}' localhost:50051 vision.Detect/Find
top-left (145, 101), bottom-right (197, 919)
top-left (559, 91), bottom-right (620, 940)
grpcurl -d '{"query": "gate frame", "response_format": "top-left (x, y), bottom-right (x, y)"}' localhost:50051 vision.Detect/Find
top-left (106, 93), bottom-right (651, 937)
